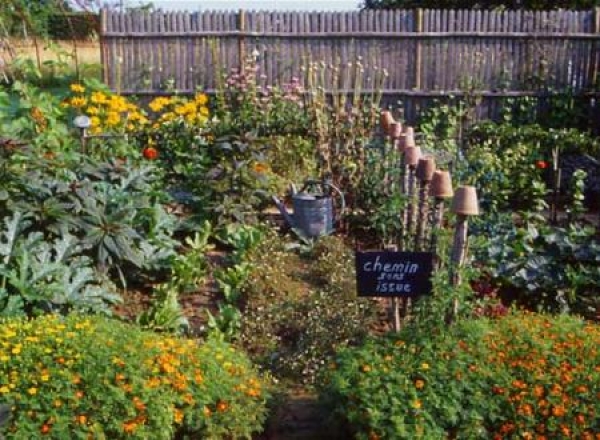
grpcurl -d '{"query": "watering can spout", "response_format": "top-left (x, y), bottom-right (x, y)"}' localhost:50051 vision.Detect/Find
top-left (272, 195), bottom-right (295, 228)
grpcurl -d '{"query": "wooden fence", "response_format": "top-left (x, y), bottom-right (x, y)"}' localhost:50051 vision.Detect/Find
top-left (100, 8), bottom-right (600, 122)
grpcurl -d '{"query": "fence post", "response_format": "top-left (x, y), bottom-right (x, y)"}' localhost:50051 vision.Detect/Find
top-left (238, 9), bottom-right (246, 70)
top-left (100, 8), bottom-right (108, 86)
top-left (414, 8), bottom-right (423, 90)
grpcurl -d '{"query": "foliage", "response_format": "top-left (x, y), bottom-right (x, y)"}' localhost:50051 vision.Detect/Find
top-left (212, 55), bottom-right (309, 138)
top-left (306, 59), bottom-right (386, 211)
top-left (476, 215), bottom-right (600, 319)
top-left (241, 234), bottom-right (379, 384)
top-left (0, 212), bottom-right (120, 317)
top-left (0, 314), bottom-right (271, 439)
top-left (0, 148), bottom-right (178, 286)
top-left (0, 81), bottom-right (74, 152)
top-left (353, 143), bottom-right (406, 246)
top-left (320, 312), bottom-right (600, 439)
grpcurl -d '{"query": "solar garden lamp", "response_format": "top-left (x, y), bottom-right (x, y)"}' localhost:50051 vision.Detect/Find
top-left (73, 115), bottom-right (91, 153)
top-left (403, 146), bottom-right (422, 243)
top-left (415, 156), bottom-right (436, 251)
top-left (429, 170), bottom-right (454, 253)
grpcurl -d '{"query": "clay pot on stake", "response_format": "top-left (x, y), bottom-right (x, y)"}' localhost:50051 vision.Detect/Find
top-left (429, 170), bottom-right (454, 256)
top-left (449, 186), bottom-right (479, 320)
top-left (415, 156), bottom-right (436, 251)
top-left (380, 110), bottom-right (394, 137)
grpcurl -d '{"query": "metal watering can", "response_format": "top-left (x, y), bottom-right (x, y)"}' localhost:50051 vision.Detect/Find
top-left (272, 179), bottom-right (345, 238)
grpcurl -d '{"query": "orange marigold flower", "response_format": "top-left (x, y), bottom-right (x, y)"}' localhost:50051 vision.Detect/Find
top-left (252, 162), bottom-right (268, 173)
top-left (576, 414), bottom-right (586, 425)
top-left (216, 400), bottom-right (228, 412)
top-left (76, 414), bottom-right (87, 425)
top-left (173, 408), bottom-right (184, 424)
top-left (560, 425), bottom-right (570, 436)
top-left (40, 424), bottom-right (51, 435)
top-left (203, 406), bottom-right (212, 417)
top-left (551, 405), bottom-right (566, 417)
top-left (123, 420), bottom-right (138, 434)
top-left (414, 379), bottom-right (425, 389)
top-left (533, 384), bottom-right (544, 397)
top-left (362, 365), bottom-right (371, 373)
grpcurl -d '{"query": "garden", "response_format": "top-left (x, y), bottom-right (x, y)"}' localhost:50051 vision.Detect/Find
top-left (1, 8), bottom-right (600, 439)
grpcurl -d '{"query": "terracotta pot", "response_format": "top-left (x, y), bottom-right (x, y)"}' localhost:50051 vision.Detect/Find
top-left (404, 146), bottom-right (422, 167)
top-left (415, 156), bottom-right (436, 181)
top-left (404, 133), bottom-right (416, 149)
top-left (380, 111), bottom-right (394, 133)
top-left (389, 121), bottom-right (403, 139)
top-left (451, 186), bottom-right (479, 216)
top-left (430, 170), bottom-right (454, 198)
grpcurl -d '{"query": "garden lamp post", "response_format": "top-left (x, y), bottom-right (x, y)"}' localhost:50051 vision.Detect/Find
top-left (73, 115), bottom-right (91, 153)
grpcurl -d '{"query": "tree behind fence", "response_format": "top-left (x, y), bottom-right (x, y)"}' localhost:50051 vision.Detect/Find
top-left (100, 8), bottom-right (600, 123)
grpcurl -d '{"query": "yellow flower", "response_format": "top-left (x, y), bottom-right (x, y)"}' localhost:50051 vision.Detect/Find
top-left (90, 92), bottom-right (107, 105)
top-left (11, 345), bottom-right (21, 355)
top-left (27, 387), bottom-right (38, 395)
top-left (412, 399), bottom-right (422, 409)
top-left (86, 106), bottom-right (99, 115)
top-left (70, 83), bottom-right (85, 94)
top-left (41, 374), bottom-right (49, 382)
top-left (173, 408), bottom-right (184, 424)
top-left (70, 97), bottom-right (87, 108)
top-left (194, 93), bottom-right (208, 106)
top-left (421, 363), bottom-right (430, 370)
top-left (106, 111), bottom-right (120, 127)
top-left (0, 386), bottom-right (9, 394)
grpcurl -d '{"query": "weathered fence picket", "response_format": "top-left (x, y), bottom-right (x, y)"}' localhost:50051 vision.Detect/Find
top-left (101, 8), bottom-right (600, 122)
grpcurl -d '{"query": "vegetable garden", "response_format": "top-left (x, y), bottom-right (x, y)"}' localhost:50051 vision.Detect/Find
top-left (0, 7), bottom-right (599, 439)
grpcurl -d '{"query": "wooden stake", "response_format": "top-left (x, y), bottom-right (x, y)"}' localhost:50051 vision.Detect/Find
top-left (430, 198), bottom-right (445, 257)
top-left (415, 180), bottom-right (432, 251)
top-left (385, 244), bottom-right (401, 332)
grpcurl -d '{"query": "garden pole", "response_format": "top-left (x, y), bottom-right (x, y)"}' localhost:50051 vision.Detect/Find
top-left (404, 146), bottom-right (422, 249)
top-left (429, 171), bottom-right (454, 261)
top-left (450, 186), bottom-right (479, 320)
top-left (385, 244), bottom-right (401, 332)
top-left (415, 156), bottom-right (436, 251)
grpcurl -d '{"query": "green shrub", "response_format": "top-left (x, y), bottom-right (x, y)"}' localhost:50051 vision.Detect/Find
top-left (463, 122), bottom-right (600, 212)
top-left (320, 312), bottom-right (600, 439)
top-left (476, 216), bottom-right (600, 318)
top-left (0, 314), bottom-right (271, 439)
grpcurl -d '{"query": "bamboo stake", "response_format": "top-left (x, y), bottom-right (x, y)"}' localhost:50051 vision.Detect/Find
top-left (385, 244), bottom-right (401, 332)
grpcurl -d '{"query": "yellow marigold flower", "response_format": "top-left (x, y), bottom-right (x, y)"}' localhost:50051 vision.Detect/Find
top-left (70, 97), bottom-right (87, 108)
top-left (203, 406), bottom-right (212, 417)
top-left (86, 106), bottom-right (99, 115)
top-left (199, 106), bottom-right (209, 117)
top-left (90, 92), bottom-right (107, 105)
top-left (106, 111), bottom-right (120, 127)
top-left (41, 374), bottom-right (50, 382)
top-left (412, 399), bottom-right (422, 409)
top-left (0, 355), bottom-right (8, 362)
top-left (194, 93), bottom-right (208, 106)
top-left (70, 83), bottom-right (85, 94)
top-left (27, 387), bottom-right (38, 395)
top-left (0, 386), bottom-right (9, 394)
top-left (11, 345), bottom-right (21, 355)
top-left (421, 363), bottom-right (429, 370)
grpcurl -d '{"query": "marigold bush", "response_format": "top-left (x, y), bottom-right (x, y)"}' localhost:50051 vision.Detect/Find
top-left (0, 314), bottom-right (271, 439)
top-left (320, 312), bottom-right (600, 439)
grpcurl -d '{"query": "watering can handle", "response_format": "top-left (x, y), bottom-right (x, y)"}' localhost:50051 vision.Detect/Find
top-left (323, 182), bottom-right (346, 219)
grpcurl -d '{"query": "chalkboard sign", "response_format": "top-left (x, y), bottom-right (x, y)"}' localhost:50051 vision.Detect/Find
top-left (355, 251), bottom-right (433, 297)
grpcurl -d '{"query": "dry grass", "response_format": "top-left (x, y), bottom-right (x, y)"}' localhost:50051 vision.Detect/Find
top-left (5, 39), bottom-right (100, 66)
